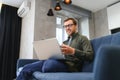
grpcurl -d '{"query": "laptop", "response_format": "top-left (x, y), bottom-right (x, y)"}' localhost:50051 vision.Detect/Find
top-left (33, 38), bottom-right (65, 60)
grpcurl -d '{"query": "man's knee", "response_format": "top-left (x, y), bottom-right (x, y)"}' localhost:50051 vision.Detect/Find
top-left (22, 60), bottom-right (45, 72)
top-left (42, 59), bottom-right (68, 72)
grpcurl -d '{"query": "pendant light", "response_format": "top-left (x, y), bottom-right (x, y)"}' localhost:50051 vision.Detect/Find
top-left (54, 0), bottom-right (62, 11)
top-left (47, 0), bottom-right (54, 16)
top-left (47, 9), bottom-right (54, 16)
top-left (63, 0), bottom-right (72, 5)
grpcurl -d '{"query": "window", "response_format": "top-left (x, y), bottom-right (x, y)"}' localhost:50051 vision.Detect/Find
top-left (56, 17), bottom-right (67, 45)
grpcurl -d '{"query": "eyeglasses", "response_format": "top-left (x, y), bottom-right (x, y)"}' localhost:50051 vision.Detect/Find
top-left (63, 24), bottom-right (74, 28)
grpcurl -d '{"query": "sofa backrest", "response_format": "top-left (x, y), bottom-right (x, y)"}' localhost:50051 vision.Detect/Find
top-left (82, 32), bottom-right (120, 72)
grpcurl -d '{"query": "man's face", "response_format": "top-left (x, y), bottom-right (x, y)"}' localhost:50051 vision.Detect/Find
top-left (64, 20), bottom-right (77, 36)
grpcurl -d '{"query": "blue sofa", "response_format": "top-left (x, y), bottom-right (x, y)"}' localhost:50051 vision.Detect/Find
top-left (17, 32), bottom-right (120, 80)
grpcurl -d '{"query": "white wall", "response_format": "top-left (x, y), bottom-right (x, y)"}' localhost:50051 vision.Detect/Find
top-left (19, 0), bottom-right (35, 59)
top-left (19, 0), bottom-right (56, 59)
top-left (107, 2), bottom-right (120, 30)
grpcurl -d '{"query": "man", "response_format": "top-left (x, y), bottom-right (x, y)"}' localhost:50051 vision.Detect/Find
top-left (16, 18), bottom-right (93, 80)
top-left (61, 18), bottom-right (93, 71)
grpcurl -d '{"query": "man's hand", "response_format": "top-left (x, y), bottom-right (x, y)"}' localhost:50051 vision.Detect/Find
top-left (61, 44), bottom-right (75, 55)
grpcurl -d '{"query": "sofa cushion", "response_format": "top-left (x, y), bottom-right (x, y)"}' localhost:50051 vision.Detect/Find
top-left (82, 62), bottom-right (93, 72)
top-left (91, 35), bottom-right (112, 54)
top-left (111, 32), bottom-right (120, 45)
top-left (82, 35), bottom-right (112, 72)
top-left (33, 72), bottom-right (94, 80)
top-left (94, 45), bottom-right (120, 80)
top-left (82, 32), bottom-right (120, 72)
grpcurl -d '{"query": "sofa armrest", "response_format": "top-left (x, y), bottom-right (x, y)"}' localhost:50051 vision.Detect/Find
top-left (94, 45), bottom-right (120, 80)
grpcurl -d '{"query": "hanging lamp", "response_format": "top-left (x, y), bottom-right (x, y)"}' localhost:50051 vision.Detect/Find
top-left (47, 0), bottom-right (54, 16)
top-left (54, 0), bottom-right (62, 11)
top-left (47, 9), bottom-right (54, 16)
top-left (63, 0), bottom-right (72, 5)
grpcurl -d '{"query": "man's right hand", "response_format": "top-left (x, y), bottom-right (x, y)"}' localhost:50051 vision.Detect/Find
top-left (61, 44), bottom-right (75, 55)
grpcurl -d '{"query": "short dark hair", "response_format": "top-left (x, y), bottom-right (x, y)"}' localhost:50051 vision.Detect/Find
top-left (64, 18), bottom-right (77, 25)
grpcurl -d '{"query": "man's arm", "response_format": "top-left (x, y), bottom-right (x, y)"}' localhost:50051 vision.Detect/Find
top-left (74, 36), bottom-right (93, 61)
top-left (61, 36), bottom-right (93, 62)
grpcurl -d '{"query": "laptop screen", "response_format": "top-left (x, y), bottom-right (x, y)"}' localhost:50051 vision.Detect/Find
top-left (33, 38), bottom-right (65, 60)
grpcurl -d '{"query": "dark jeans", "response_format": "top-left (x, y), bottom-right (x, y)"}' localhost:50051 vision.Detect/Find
top-left (16, 59), bottom-right (68, 80)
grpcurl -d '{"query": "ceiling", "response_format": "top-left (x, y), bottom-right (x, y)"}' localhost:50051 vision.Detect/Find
top-left (0, 0), bottom-right (120, 12)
